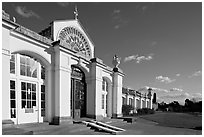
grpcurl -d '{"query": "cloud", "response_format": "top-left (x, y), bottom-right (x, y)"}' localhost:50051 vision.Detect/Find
top-left (15, 6), bottom-right (40, 18)
top-left (124, 53), bottom-right (154, 63)
top-left (124, 55), bottom-right (138, 62)
top-left (156, 75), bottom-right (176, 84)
top-left (176, 73), bottom-right (180, 77)
top-left (111, 9), bottom-right (129, 29)
top-left (189, 70), bottom-right (202, 78)
top-left (57, 2), bottom-right (70, 7)
top-left (138, 86), bottom-right (169, 93)
top-left (160, 92), bottom-right (190, 100)
top-left (170, 88), bottom-right (183, 92)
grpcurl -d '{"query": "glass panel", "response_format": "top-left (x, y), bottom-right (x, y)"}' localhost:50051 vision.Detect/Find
top-left (41, 85), bottom-right (45, 93)
top-left (21, 91), bottom-right (26, 99)
top-left (41, 108), bottom-right (45, 116)
top-left (10, 80), bottom-right (15, 89)
top-left (41, 93), bottom-right (45, 100)
top-left (41, 101), bottom-right (45, 108)
top-left (10, 108), bottom-right (16, 118)
top-left (10, 90), bottom-right (15, 99)
top-left (32, 69), bottom-right (37, 78)
top-left (32, 101), bottom-right (36, 107)
top-left (20, 56), bottom-right (26, 65)
top-left (27, 92), bottom-right (31, 99)
top-left (102, 94), bottom-right (104, 109)
top-left (10, 54), bottom-right (15, 62)
top-left (27, 66), bottom-right (31, 77)
top-left (10, 62), bottom-right (15, 74)
top-left (20, 64), bottom-right (26, 76)
top-left (41, 66), bottom-right (45, 79)
top-left (21, 82), bottom-right (26, 90)
top-left (32, 84), bottom-right (36, 91)
top-left (27, 101), bottom-right (31, 108)
top-left (10, 100), bottom-right (16, 108)
top-left (27, 83), bottom-right (31, 91)
top-left (26, 58), bottom-right (30, 65)
top-left (32, 92), bottom-right (36, 100)
top-left (22, 100), bottom-right (26, 108)
top-left (106, 82), bottom-right (108, 92)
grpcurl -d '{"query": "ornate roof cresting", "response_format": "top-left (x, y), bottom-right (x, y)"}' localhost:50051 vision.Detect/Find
top-left (74, 5), bottom-right (78, 20)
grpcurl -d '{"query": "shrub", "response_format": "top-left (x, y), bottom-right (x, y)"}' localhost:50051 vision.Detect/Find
top-left (137, 108), bottom-right (155, 115)
top-left (122, 105), bottom-right (134, 116)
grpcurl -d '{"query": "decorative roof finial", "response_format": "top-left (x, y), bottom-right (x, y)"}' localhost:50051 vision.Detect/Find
top-left (74, 5), bottom-right (78, 20)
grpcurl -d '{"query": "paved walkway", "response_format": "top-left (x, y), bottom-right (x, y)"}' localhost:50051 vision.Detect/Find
top-left (3, 118), bottom-right (202, 135)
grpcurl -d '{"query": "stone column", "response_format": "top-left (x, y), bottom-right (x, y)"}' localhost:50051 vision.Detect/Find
top-left (112, 68), bottom-right (124, 118)
top-left (50, 44), bottom-right (72, 125)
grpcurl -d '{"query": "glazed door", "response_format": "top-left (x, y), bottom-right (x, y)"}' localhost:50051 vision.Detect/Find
top-left (18, 81), bottom-right (39, 124)
top-left (71, 78), bottom-right (86, 119)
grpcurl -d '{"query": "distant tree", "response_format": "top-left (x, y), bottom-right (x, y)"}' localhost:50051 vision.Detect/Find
top-left (185, 99), bottom-right (202, 112)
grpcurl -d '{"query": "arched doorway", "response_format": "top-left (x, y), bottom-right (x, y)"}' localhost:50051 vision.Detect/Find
top-left (9, 53), bottom-right (48, 124)
top-left (70, 66), bottom-right (86, 119)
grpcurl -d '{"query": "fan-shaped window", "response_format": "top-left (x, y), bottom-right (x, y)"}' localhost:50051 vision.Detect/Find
top-left (58, 27), bottom-right (91, 58)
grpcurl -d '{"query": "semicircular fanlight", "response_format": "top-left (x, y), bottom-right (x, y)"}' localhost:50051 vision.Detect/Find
top-left (58, 27), bottom-right (91, 58)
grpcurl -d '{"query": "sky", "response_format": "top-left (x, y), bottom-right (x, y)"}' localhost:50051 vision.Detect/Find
top-left (2, 2), bottom-right (202, 105)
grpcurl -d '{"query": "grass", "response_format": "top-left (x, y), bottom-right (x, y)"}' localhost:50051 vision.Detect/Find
top-left (141, 112), bottom-right (202, 130)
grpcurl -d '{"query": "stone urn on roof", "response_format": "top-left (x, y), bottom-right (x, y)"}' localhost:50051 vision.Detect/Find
top-left (112, 54), bottom-right (121, 72)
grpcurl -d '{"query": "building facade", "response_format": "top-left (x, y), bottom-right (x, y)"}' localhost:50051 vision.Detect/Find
top-left (122, 87), bottom-right (153, 113)
top-left (2, 10), bottom-right (152, 125)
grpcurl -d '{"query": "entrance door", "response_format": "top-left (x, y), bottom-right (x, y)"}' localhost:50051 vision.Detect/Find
top-left (18, 81), bottom-right (39, 124)
top-left (71, 66), bottom-right (86, 119)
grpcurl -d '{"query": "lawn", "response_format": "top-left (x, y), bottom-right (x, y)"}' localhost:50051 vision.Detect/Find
top-left (141, 112), bottom-right (202, 130)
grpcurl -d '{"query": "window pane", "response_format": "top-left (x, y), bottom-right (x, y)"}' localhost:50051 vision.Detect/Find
top-left (10, 100), bottom-right (16, 108)
top-left (27, 83), bottom-right (31, 91)
top-left (32, 101), bottom-right (36, 107)
top-left (10, 62), bottom-right (15, 74)
top-left (27, 101), bottom-right (31, 108)
top-left (41, 66), bottom-right (45, 79)
top-left (41, 85), bottom-right (45, 93)
top-left (10, 54), bottom-right (15, 62)
top-left (41, 93), bottom-right (45, 100)
top-left (32, 92), bottom-right (36, 100)
top-left (27, 92), bottom-right (31, 99)
top-left (21, 82), bottom-right (26, 90)
top-left (10, 108), bottom-right (16, 118)
top-left (10, 80), bottom-right (15, 89)
top-left (10, 90), bottom-right (15, 99)
top-left (20, 56), bottom-right (26, 64)
top-left (26, 58), bottom-right (30, 65)
top-left (22, 100), bottom-right (26, 108)
top-left (32, 69), bottom-right (37, 78)
top-left (41, 108), bottom-right (45, 116)
top-left (27, 66), bottom-right (31, 77)
top-left (32, 84), bottom-right (36, 92)
top-left (21, 91), bottom-right (26, 99)
top-left (102, 94), bottom-right (104, 109)
top-left (41, 101), bottom-right (45, 108)
top-left (20, 64), bottom-right (26, 76)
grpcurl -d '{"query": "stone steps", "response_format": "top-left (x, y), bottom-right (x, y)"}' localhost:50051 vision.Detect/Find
top-left (81, 120), bottom-right (125, 135)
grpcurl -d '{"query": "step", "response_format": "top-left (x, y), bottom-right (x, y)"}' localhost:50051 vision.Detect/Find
top-left (91, 120), bottom-right (125, 131)
top-left (86, 122), bottom-right (119, 135)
